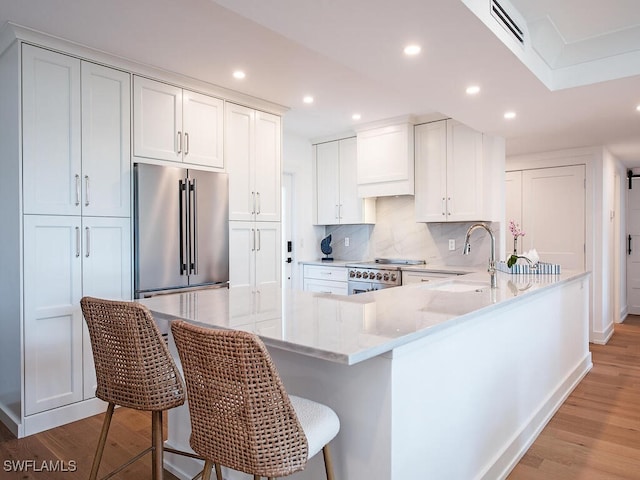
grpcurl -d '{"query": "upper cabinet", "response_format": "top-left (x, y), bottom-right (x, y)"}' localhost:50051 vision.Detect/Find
top-left (356, 119), bottom-right (414, 197)
top-left (22, 45), bottom-right (131, 217)
top-left (226, 102), bottom-right (281, 222)
top-left (314, 137), bottom-right (376, 225)
top-left (415, 119), bottom-right (501, 222)
top-left (133, 76), bottom-right (224, 169)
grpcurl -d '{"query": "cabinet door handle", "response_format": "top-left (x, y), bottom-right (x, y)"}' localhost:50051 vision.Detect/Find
top-left (256, 229), bottom-right (261, 251)
top-left (339, 204), bottom-right (343, 219)
top-left (84, 175), bottom-right (90, 207)
top-left (177, 131), bottom-right (182, 154)
top-left (184, 132), bottom-right (189, 155)
top-left (75, 174), bottom-right (81, 206)
top-left (421, 278), bottom-right (431, 282)
top-left (251, 191), bottom-right (256, 215)
top-left (85, 226), bottom-right (90, 257)
top-left (441, 197), bottom-right (446, 216)
top-left (256, 192), bottom-right (261, 215)
top-left (251, 228), bottom-right (256, 251)
top-left (335, 204), bottom-right (339, 219)
top-left (75, 226), bottom-right (80, 257)
top-left (447, 197), bottom-right (452, 216)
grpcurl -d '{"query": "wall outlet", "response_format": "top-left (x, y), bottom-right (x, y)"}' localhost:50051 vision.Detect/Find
top-left (448, 239), bottom-right (455, 251)
top-left (345, 237), bottom-right (350, 247)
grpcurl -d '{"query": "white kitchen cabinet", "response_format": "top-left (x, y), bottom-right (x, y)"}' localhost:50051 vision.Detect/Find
top-left (303, 264), bottom-right (348, 295)
top-left (22, 47), bottom-right (131, 217)
top-left (356, 119), bottom-right (414, 197)
top-left (133, 76), bottom-right (224, 169)
top-left (23, 215), bottom-right (131, 414)
top-left (314, 137), bottom-right (376, 225)
top-left (0, 42), bottom-right (132, 436)
top-left (401, 270), bottom-right (460, 285)
top-left (229, 221), bottom-right (281, 290)
top-left (226, 102), bottom-right (281, 222)
top-left (415, 119), bottom-right (487, 222)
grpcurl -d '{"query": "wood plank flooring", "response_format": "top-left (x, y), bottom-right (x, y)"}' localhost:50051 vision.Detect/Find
top-left (1, 316), bottom-right (639, 479)
top-left (509, 315), bottom-right (640, 479)
top-left (0, 409), bottom-right (181, 479)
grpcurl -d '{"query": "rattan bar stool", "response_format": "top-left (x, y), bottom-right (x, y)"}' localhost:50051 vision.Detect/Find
top-left (81, 296), bottom-right (201, 480)
top-left (171, 320), bottom-right (340, 480)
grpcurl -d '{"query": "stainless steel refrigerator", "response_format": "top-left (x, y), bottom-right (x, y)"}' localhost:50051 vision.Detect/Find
top-left (134, 163), bottom-right (229, 298)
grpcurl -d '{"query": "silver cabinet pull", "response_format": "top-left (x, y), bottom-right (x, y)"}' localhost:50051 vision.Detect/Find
top-left (441, 197), bottom-right (446, 216)
top-left (85, 226), bottom-right (90, 257)
top-left (447, 197), bottom-right (452, 216)
top-left (251, 191), bottom-right (256, 215)
top-left (251, 229), bottom-right (256, 251)
top-left (257, 229), bottom-right (261, 251)
top-left (75, 174), bottom-right (81, 206)
top-left (75, 226), bottom-right (80, 257)
top-left (177, 131), bottom-right (182, 154)
top-left (339, 204), bottom-right (343, 219)
top-left (84, 175), bottom-right (90, 207)
top-left (184, 132), bottom-right (189, 155)
top-left (256, 192), bottom-right (261, 215)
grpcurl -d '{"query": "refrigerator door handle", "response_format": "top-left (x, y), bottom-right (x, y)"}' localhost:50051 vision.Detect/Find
top-left (189, 178), bottom-right (198, 275)
top-left (179, 179), bottom-right (188, 275)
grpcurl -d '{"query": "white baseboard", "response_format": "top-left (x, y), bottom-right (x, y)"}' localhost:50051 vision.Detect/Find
top-left (22, 397), bottom-right (107, 437)
top-left (481, 353), bottom-right (593, 480)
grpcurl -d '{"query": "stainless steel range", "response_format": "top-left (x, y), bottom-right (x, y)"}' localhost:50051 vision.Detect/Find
top-left (346, 258), bottom-right (425, 295)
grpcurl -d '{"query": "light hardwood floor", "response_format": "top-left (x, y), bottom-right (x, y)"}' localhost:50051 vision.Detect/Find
top-left (2, 317), bottom-right (639, 479)
top-left (509, 315), bottom-right (640, 479)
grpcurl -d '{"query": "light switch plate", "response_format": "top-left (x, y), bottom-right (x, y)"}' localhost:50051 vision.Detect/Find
top-left (345, 237), bottom-right (350, 247)
top-left (448, 239), bottom-right (455, 251)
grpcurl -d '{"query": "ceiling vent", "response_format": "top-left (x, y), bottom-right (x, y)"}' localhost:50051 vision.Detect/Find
top-left (490, 0), bottom-right (524, 45)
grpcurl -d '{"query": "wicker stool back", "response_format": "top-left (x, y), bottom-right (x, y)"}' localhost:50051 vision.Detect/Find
top-left (171, 320), bottom-right (311, 480)
top-left (81, 296), bottom-right (186, 480)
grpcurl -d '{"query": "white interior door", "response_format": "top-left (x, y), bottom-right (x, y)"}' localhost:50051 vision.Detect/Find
top-left (626, 177), bottom-right (640, 314)
top-left (521, 165), bottom-right (586, 270)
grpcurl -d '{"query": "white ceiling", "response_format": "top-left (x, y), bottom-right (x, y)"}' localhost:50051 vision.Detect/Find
top-left (1, 0), bottom-right (640, 165)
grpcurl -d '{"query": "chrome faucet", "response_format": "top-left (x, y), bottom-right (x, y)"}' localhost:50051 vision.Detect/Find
top-left (463, 223), bottom-right (497, 289)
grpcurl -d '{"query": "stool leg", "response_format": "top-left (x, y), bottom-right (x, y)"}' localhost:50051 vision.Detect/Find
top-left (201, 460), bottom-right (214, 480)
top-left (89, 402), bottom-right (115, 480)
top-left (215, 463), bottom-right (223, 480)
top-left (323, 444), bottom-right (336, 480)
top-left (152, 411), bottom-right (164, 480)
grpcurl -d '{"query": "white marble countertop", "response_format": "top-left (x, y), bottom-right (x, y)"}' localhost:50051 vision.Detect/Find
top-left (139, 270), bottom-right (589, 365)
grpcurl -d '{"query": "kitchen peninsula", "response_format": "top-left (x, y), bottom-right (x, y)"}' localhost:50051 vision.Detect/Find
top-left (140, 270), bottom-right (590, 480)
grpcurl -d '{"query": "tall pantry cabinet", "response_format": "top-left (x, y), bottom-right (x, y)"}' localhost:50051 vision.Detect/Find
top-left (0, 42), bottom-right (131, 437)
top-left (226, 103), bottom-right (282, 290)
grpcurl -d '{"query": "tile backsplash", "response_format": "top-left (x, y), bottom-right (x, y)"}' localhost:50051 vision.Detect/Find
top-left (324, 195), bottom-right (498, 268)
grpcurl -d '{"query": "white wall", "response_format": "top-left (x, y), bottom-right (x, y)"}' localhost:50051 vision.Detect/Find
top-left (282, 131), bottom-right (326, 289)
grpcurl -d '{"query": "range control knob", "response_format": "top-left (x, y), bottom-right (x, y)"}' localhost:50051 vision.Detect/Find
top-left (383, 273), bottom-right (389, 281)
top-left (356, 271), bottom-right (362, 278)
top-left (349, 270), bottom-right (356, 278)
top-left (390, 273), bottom-right (397, 282)
top-left (376, 272), bottom-right (383, 280)
top-left (362, 272), bottom-right (369, 279)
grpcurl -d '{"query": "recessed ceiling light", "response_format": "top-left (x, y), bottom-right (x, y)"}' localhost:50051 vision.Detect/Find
top-left (232, 70), bottom-right (246, 80)
top-left (504, 111), bottom-right (517, 120)
top-left (303, 95), bottom-right (314, 104)
top-left (466, 85), bottom-right (480, 95)
top-left (636, 104), bottom-right (640, 112)
top-left (404, 44), bottom-right (421, 56)
top-left (352, 113), bottom-right (361, 121)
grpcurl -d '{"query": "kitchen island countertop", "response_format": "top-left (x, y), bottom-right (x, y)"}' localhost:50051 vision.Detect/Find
top-left (140, 269), bottom-right (588, 365)
top-left (146, 270), bottom-right (591, 480)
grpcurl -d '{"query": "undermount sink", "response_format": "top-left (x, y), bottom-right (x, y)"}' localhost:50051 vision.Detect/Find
top-left (427, 280), bottom-right (489, 293)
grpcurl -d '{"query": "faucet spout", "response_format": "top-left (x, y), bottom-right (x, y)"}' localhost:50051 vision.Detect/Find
top-left (463, 223), bottom-right (497, 288)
